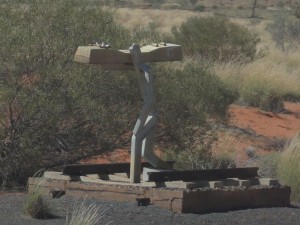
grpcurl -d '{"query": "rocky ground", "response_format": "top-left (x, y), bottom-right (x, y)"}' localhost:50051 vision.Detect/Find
top-left (0, 192), bottom-right (300, 225)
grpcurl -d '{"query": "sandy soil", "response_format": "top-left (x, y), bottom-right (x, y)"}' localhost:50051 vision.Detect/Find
top-left (228, 102), bottom-right (300, 138)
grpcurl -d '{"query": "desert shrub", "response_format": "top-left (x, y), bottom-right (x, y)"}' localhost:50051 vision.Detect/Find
top-left (170, 16), bottom-right (260, 63)
top-left (144, 0), bottom-right (165, 7)
top-left (277, 132), bottom-right (300, 201)
top-left (194, 4), bottom-right (205, 12)
top-left (267, 9), bottom-right (300, 51)
top-left (276, 1), bottom-right (285, 8)
top-left (156, 61), bottom-right (237, 168)
top-left (296, 10), bottom-right (300, 18)
top-left (189, 0), bottom-right (198, 5)
top-left (158, 61), bottom-right (237, 117)
top-left (0, 0), bottom-right (135, 187)
top-left (161, 3), bottom-right (181, 10)
top-left (164, 132), bottom-right (237, 170)
top-left (163, 128), bottom-right (218, 170)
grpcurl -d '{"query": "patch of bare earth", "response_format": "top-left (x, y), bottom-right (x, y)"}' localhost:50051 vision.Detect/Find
top-left (212, 102), bottom-right (300, 164)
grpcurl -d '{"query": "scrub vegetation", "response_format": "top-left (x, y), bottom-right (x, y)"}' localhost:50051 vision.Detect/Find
top-left (277, 133), bottom-right (300, 201)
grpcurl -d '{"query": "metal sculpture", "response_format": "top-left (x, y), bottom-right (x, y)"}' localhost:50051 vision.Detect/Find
top-left (74, 43), bottom-right (182, 182)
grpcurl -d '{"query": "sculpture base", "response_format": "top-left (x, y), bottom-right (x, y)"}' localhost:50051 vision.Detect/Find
top-left (27, 172), bottom-right (291, 214)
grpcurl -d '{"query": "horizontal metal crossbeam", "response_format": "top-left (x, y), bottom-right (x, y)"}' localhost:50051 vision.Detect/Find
top-left (63, 161), bottom-right (175, 176)
top-left (146, 167), bottom-right (259, 182)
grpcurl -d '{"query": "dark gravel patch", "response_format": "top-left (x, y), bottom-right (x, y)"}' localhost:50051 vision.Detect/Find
top-left (0, 192), bottom-right (300, 225)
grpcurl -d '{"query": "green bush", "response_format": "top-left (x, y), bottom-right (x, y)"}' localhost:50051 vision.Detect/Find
top-left (0, 0), bottom-right (134, 187)
top-left (169, 16), bottom-right (260, 63)
top-left (267, 10), bottom-right (300, 51)
top-left (194, 4), bottom-right (205, 12)
top-left (156, 61), bottom-right (237, 167)
top-left (277, 133), bottom-right (300, 201)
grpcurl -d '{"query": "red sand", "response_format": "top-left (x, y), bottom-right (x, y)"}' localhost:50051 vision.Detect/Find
top-left (212, 102), bottom-right (300, 164)
top-left (80, 148), bottom-right (131, 164)
top-left (228, 102), bottom-right (300, 138)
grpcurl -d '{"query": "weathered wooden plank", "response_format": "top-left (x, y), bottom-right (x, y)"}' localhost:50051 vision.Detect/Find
top-left (63, 161), bottom-right (175, 176)
top-left (74, 43), bottom-right (183, 65)
top-left (146, 167), bottom-right (259, 182)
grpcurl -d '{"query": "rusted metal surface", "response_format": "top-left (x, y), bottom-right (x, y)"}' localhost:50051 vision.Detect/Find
top-left (146, 167), bottom-right (259, 182)
top-left (63, 161), bottom-right (175, 176)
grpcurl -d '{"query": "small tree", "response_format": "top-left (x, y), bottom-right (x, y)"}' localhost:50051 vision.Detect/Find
top-left (170, 16), bottom-right (260, 63)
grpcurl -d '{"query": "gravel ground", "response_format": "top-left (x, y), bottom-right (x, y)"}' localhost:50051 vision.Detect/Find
top-left (0, 192), bottom-right (300, 225)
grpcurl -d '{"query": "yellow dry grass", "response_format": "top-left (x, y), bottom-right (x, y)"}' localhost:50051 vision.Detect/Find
top-left (214, 49), bottom-right (300, 102)
top-left (115, 8), bottom-right (212, 32)
top-left (213, 16), bottom-right (300, 102)
top-left (277, 132), bottom-right (300, 201)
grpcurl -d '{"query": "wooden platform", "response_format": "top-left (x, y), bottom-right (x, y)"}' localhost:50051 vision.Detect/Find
top-left (28, 171), bottom-right (291, 214)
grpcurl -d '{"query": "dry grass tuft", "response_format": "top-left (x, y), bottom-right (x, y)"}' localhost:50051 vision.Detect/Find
top-left (277, 132), bottom-right (300, 201)
top-left (214, 48), bottom-right (300, 110)
top-left (66, 197), bottom-right (109, 225)
top-left (23, 176), bottom-right (53, 219)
